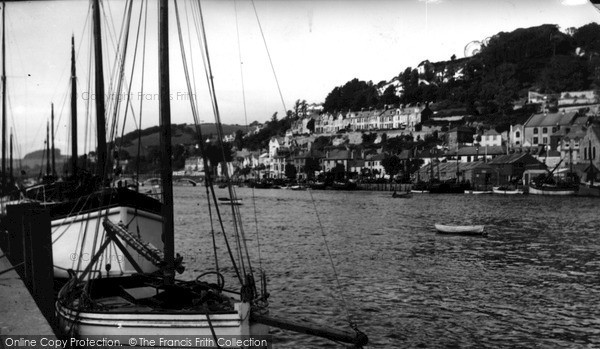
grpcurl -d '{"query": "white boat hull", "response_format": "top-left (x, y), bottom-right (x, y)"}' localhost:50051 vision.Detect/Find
top-left (527, 186), bottom-right (576, 196)
top-left (52, 206), bottom-right (163, 279)
top-left (492, 187), bottom-right (524, 195)
top-left (56, 300), bottom-right (269, 347)
top-left (435, 224), bottom-right (485, 235)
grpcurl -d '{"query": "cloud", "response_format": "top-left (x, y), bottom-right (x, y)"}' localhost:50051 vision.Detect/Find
top-left (561, 0), bottom-right (588, 6)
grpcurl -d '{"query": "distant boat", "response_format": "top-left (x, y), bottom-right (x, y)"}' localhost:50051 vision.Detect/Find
top-left (410, 189), bottom-right (429, 194)
top-left (464, 190), bottom-right (492, 194)
top-left (218, 197), bottom-right (243, 205)
top-left (392, 191), bottom-right (412, 198)
top-left (528, 184), bottom-right (577, 196)
top-left (308, 181), bottom-right (326, 190)
top-left (492, 186), bottom-right (524, 195)
top-left (435, 224), bottom-right (485, 235)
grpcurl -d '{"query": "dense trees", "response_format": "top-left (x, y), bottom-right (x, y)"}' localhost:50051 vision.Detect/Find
top-left (320, 23), bottom-right (600, 124)
top-left (323, 78), bottom-right (380, 113)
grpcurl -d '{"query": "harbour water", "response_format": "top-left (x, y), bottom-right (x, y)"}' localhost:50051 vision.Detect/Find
top-left (173, 186), bottom-right (600, 348)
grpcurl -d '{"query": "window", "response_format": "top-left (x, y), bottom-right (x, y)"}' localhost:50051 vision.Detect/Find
top-left (533, 128), bottom-right (538, 134)
top-left (533, 137), bottom-right (539, 144)
top-left (542, 127), bottom-right (548, 134)
top-left (584, 147), bottom-right (588, 160)
top-left (552, 127), bottom-right (557, 133)
top-left (515, 131), bottom-right (520, 138)
top-left (542, 137), bottom-right (548, 144)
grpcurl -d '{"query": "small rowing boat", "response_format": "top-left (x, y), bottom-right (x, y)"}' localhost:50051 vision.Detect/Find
top-left (218, 197), bottom-right (243, 205)
top-left (492, 186), bottom-right (524, 195)
top-left (392, 191), bottom-right (412, 198)
top-left (434, 224), bottom-right (485, 235)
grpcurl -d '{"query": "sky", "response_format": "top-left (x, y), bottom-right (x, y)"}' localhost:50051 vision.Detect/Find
top-left (3, 0), bottom-right (600, 157)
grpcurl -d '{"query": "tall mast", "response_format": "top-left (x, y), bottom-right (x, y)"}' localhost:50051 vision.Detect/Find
top-left (591, 140), bottom-right (594, 187)
top-left (51, 103), bottom-right (56, 177)
top-left (46, 121), bottom-right (51, 177)
top-left (70, 35), bottom-right (78, 178)
top-left (1, 1), bottom-right (6, 193)
top-left (9, 130), bottom-right (12, 184)
top-left (159, 0), bottom-right (175, 285)
top-left (92, 0), bottom-right (107, 180)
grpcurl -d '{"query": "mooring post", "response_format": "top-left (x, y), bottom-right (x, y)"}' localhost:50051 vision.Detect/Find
top-left (5, 203), bottom-right (24, 271)
top-left (22, 203), bottom-right (54, 323)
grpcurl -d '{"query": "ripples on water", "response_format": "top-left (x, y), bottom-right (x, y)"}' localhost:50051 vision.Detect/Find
top-left (172, 187), bottom-right (600, 348)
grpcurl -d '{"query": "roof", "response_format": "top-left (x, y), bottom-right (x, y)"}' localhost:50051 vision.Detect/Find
top-left (417, 161), bottom-right (492, 174)
top-left (447, 126), bottom-right (473, 133)
top-left (488, 152), bottom-right (543, 165)
top-left (325, 149), bottom-right (354, 160)
top-left (456, 146), bottom-right (505, 156)
top-left (294, 149), bottom-right (324, 159)
top-left (366, 153), bottom-right (386, 161)
top-left (525, 111), bottom-right (578, 127)
top-left (398, 149), bottom-right (413, 160)
top-left (348, 159), bottom-right (365, 167)
top-left (483, 129), bottom-right (499, 136)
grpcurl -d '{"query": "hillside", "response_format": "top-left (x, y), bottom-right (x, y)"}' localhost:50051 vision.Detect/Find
top-left (322, 23), bottom-right (600, 125)
top-left (113, 123), bottom-right (246, 158)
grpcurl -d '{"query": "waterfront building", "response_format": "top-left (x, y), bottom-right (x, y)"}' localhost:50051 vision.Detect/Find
top-left (581, 125), bottom-right (600, 171)
top-left (321, 149), bottom-right (358, 174)
top-left (488, 152), bottom-right (546, 185)
top-left (456, 145), bottom-right (506, 163)
top-left (522, 110), bottom-right (578, 147)
top-left (446, 126), bottom-right (475, 151)
top-left (509, 124), bottom-right (525, 147)
top-left (480, 129), bottom-right (502, 147)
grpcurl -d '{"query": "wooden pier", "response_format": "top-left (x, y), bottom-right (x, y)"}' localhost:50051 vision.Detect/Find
top-left (0, 203), bottom-right (56, 337)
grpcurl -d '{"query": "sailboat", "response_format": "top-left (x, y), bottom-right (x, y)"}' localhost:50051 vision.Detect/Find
top-left (56, 1), bottom-right (367, 347)
top-left (37, 11), bottom-right (164, 279)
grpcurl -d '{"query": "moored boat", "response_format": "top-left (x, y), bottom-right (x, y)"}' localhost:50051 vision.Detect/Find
top-left (528, 184), bottom-right (578, 196)
top-left (492, 186), bottom-right (524, 195)
top-left (464, 190), bottom-right (493, 194)
top-left (434, 224), bottom-right (485, 235)
top-left (392, 191), bottom-right (412, 198)
top-left (55, 1), bottom-right (368, 347)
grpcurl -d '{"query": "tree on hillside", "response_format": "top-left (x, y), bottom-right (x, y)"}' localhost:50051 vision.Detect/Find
top-left (306, 118), bottom-right (315, 133)
top-left (573, 23), bottom-right (600, 56)
top-left (323, 78), bottom-right (379, 113)
top-left (538, 55), bottom-right (589, 93)
top-left (381, 155), bottom-right (402, 180)
top-left (304, 157), bottom-right (321, 179)
top-left (312, 136), bottom-right (331, 151)
top-left (378, 85), bottom-right (400, 108)
top-left (362, 133), bottom-right (377, 145)
top-left (285, 163), bottom-right (297, 180)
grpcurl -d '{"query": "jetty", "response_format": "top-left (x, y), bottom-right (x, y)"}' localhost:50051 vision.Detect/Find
top-left (0, 203), bottom-right (56, 337)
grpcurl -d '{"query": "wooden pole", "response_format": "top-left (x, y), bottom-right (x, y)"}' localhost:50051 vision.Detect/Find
top-left (92, 0), bottom-right (107, 180)
top-left (1, 1), bottom-right (6, 193)
top-left (70, 35), bottom-right (78, 178)
top-left (45, 121), bottom-right (50, 177)
top-left (158, 0), bottom-right (174, 285)
top-left (51, 103), bottom-right (56, 177)
top-left (252, 313), bottom-right (368, 347)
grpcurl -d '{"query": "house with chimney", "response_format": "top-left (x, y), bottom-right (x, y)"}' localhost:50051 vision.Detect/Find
top-left (522, 110), bottom-right (578, 147)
